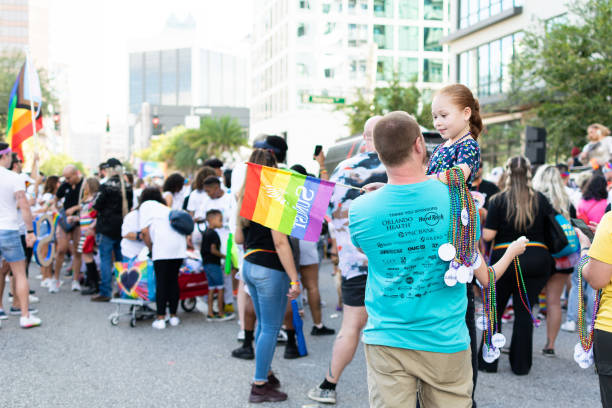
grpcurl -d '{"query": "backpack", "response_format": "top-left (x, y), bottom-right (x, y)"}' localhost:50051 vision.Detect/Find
top-left (169, 210), bottom-right (194, 235)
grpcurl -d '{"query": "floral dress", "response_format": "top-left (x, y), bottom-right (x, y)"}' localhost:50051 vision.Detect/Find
top-left (426, 137), bottom-right (481, 188)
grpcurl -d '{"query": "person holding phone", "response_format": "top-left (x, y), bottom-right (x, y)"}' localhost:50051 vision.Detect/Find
top-left (576, 212), bottom-right (612, 406)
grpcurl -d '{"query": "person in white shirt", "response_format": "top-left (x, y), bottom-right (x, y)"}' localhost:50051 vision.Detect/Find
top-left (162, 172), bottom-right (187, 211)
top-left (121, 209), bottom-right (147, 261)
top-left (0, 143), bottom-right (41, 328)
top-left (139, 187), bottom-right (187, 330)
top-left (202, 176), bottom-right (237, 309)
top-left (580, 123), bottom-right (612, 167)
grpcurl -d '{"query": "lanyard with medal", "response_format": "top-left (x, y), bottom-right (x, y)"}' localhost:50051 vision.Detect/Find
top-left (574, 255), bottom-right (602, 369)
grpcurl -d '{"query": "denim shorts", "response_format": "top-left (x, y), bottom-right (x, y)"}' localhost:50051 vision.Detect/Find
top-left (204, 263), bottom-right (224, 289)
top-left (0, 230), bottom-right (26, 263)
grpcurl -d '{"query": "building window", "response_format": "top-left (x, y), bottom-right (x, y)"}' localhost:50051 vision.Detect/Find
top-left (348, 0), bottom-right (368, 14)
top-left (424, 27), bottom-right (443, 51)
top-left (349, 58), bottom-right (367, 80)
top-left (458, 49), bottom-right (475, 89)
top-left (398, 26), bottom-right (418, 51)
top-left (324, 68), bottom-right (335, 78)
top-left (424, 0), bottom-right (443, 20)
top-left (423, 58), bottom-right (443, 82)
top-left (177, 48), bottom-right (191, 105)
top-left (129, 53), bottom-right (143, 114)
top-left (376, 56), bottom-right (394, 81)
top-left (374, 0), bottom-right (393, 18)
top-left (459, 0), bottom-right (521, 29)
top-left (373, 25), bottom-right (394, 50)
top-left (299, 0), bottom-right (310, 9)
top-left (398, 0), bottom-right (418, 19)
top-left (348, 23), bottom-right (368, 47)
top-left (399, 57), bottom-right (419, 82)
top-left (297, 23), bottom-right (307, 37)
top-left (161, 49), bottom-right (177, 105)
top-left (144, 51), bottom-right (161, 105)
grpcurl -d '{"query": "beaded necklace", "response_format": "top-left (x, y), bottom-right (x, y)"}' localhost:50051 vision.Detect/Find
top-left (440, 166), bottom-right (478, 286)
top-left (480, 266), bottom-right (506, 362)
top-left (512, 257), bottom-right (540, 327)
top-left (575, 255), bottom-right (602, 368)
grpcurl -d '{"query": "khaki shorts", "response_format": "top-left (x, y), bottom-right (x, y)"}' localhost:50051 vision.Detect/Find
top-left (364, 344), bottom-right (473, 408)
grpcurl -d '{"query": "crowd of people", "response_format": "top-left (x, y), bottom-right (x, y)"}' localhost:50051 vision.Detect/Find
top-left (1, 83), bottom-right (612, 406)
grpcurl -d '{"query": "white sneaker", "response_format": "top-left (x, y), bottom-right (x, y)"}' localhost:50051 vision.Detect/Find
top-left (29, 294), bottom-right (39, 304)
top-left (20, 314), bottom-right (41, 328)
top-left (49, 279), bottom-right (60, 293)
top-left (169, 316), bottom-right (180, 327)
top-left (71, 280), bottom-right (81, 292)
top-left (152, 319), bottom-right (166, 330)
top-left (41, 278), bottom-right (51, 288)
top-left (237, 329), bottom-right (245, 342)
top-left (36, 274), bottom-right (43, 280)
top-left (561, 320), bottom-right (576, 332)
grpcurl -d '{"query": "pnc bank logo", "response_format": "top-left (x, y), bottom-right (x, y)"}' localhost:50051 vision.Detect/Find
top-left (419, 211), bottom-right (443, 226)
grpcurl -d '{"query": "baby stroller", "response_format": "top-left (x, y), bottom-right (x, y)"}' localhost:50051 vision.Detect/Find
top-left (108, 257), bottom-right (157, 327)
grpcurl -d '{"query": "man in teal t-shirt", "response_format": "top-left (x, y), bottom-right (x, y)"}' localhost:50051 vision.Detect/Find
top-left (349, 112), bottom-right (479, 408)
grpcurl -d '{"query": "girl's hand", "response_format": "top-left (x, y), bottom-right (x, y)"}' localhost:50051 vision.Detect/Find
top-left (508, 236), bottom-right (528, 258)
top-left (589, 221), bottom-right (599, 234)
top-left (287, 283), bottom-right (301, 300)
top-left (363, 182), bottom-right (385, 193)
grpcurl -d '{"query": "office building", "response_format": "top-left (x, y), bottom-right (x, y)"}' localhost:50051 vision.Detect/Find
top-left (444, 0), bottom-right (569, 165)
top-left (251, 0), bottom-right (451, 169)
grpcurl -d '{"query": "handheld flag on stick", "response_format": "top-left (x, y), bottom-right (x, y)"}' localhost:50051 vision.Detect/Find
top-left (6, 55), bottom-right (43, 160)
top-left (239, 163), bottom-right (335, 242)
top-left (291, 299), bottom-right (308, 356)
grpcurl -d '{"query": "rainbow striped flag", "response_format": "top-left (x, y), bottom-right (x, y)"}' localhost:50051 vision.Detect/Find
top-left (6, 56), bottom-right (43, 160)
top-left (240, 163), bottom-right (335, 242)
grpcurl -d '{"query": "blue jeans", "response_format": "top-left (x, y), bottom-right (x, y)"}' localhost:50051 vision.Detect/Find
top-left (567, 263), bottom-right (596, 324)
top-left (242, 260), bottom-right (289, 382)
top-left (98, 234), bottom-right (122, 297)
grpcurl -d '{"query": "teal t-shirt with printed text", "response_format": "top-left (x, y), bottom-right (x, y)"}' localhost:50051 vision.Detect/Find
top-left (349, 179), bottom-right (479, 353)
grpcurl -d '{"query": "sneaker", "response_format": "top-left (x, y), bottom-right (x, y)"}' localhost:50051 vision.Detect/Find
top-left (41, 278), bottom-right (52, 288)
top-left (152, 319), bottom-right (166, 330)
top-left (231, 345), bottom-right (254, 360)
top-left (9, 306), bottom-right (38, 316)
top-left (29, 294), bottom-right (39, 304)
top-left (29, 289), bottom-right (35, 295)
top-left (195, 297), bottom-right (207, 313)
top-left (308, 386), bottom-right (337, 404)
top-left (268, 373), bottom-right (281, 389)
top-left (49, 279), bottom-right (60, 293)
top-left (90, 294), bottom-right (111, 302)
top-left (169, 316), bottom-right (180, 327)
top-left (20, 314), bottom-right (41, 328)
top-left (237, 329), bottom-right (245, 342)
top-left (207, 314), bottom-right (219, 322)
top-left (0, 310), bottom-right (8, 320)
top-left (218, 312), bottom-right (236, 322)
top-left (248, 383), bottom-right (288, 403)
top-left (561, 320), bottom-right (576, 332)
top-left (311, 325), bottom-right (336, 336)
top-left (224, 303), bottom-right (235, 313)
top-left (81, 287), bottom-right (98, 296)
top-left (277, 328), bottom-right (288, 343)
top-left (542, 348), bottom-right (555, 357)
top-left (71, 280), bottom-right (81, 292)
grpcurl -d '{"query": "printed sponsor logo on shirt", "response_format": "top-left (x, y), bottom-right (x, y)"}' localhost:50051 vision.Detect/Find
top-left (419, 212), bottom-right (443, 226)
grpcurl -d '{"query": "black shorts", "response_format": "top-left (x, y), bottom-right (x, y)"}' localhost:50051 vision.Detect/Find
top-left (341, 274), bottom-right (367, 307)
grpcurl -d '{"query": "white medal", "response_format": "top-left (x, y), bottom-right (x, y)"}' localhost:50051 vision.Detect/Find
top-left (456, 265), bottom-right (471, 284)
top-left (444, 269), bottom-right (457, 287)
top-left (451, 260), bottom-right (461, 270)
top-left (574, 343), bottom-right (594, 369)
top-left (482, 346), bottom-right (499, 363)
top-left (492, 347), bottom-right (501, 360)
top-left (492, 333), bottom-right (506, 349)
top-left (476, 316), bottom-right (488, 331)
top-left (461, 208), bottom-right (469, 226)
top-left (438, 243), bottom-right (456, 262)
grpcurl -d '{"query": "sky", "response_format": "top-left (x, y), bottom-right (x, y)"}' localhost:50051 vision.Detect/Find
top-left (45, 0), bottom-right (252, 134)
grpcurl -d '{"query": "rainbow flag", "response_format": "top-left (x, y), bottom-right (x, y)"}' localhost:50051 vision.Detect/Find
top-left (6, 56), bottom-right (43, 160)
top-left (240, 163), bottom-right (335, 242)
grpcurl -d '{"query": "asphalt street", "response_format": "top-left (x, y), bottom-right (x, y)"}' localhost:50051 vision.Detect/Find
top-left (0, 259), bottom-right (601, 408)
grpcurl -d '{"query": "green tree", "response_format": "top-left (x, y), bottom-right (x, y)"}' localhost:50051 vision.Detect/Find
top-left (136, 116), bottom-right (247, 172)
top-left (0, 50), bottom-right (58, 139)
top-left (342, 72), bottom-right (433, 135)
top-left (39, 153), bottom-right (86, 176)
top-left (508, 0), bottom-right (612, 161)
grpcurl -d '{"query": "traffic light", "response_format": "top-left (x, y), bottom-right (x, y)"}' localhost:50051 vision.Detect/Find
top-left (152, 115), bottom-right (161, 136)
top-left (152, 115), bottom-right (160, 129)
top-left (53, 113), bottom-right (60, 130)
